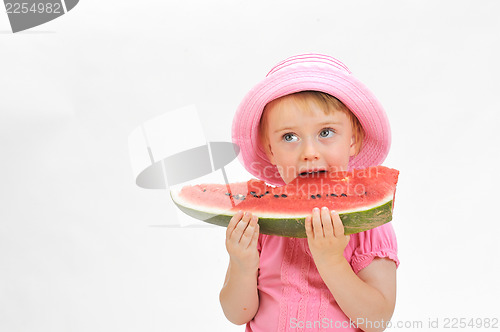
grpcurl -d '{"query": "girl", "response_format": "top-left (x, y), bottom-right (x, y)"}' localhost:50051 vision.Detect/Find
top-left (220, 54), bottom-right (399, 332)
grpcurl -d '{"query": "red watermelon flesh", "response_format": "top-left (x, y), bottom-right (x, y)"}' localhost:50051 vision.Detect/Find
top-left (170, 166), bottom-right (399, 237)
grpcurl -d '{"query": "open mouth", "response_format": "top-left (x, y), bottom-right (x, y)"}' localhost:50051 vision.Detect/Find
top-left (298, 170), bottom-right (327, 176)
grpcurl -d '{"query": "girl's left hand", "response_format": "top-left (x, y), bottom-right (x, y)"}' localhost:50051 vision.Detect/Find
top-left (305, 207), bottom-right (350, 267)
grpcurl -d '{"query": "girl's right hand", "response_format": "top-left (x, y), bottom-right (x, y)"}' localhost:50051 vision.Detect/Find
top-left (225, 210), bottom-right (260, 272)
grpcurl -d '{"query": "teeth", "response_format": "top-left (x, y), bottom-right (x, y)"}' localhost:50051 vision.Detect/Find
top-left (300, 170), bottom-right (326, 175)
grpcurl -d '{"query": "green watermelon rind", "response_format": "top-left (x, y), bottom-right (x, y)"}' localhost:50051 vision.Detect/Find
top-left (171, 198), bottom-right (393, 238)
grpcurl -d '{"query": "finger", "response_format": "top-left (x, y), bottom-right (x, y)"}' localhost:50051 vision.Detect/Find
top-left (312, 208), bottom-right (324, 238)
top-left (239, 214), bottom-right (257, 248)
top-left (305, 215), bottom-right (314, 240)
top-left (248, 212), bottom-right (258, 228)
top-left (231, 211), bottom-right (252, 242)
top-left (331, 210), bottom-right (345, 238)
top-left (226, 210), bottom-right (243, 239)
top-left (321, 207), bottom-right (334, 237)
top-left (248, 222), bottom-right (260, 250)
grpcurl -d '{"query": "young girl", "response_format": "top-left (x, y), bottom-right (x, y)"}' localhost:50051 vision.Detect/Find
top-left (220, 54), bottom-right (399, 332)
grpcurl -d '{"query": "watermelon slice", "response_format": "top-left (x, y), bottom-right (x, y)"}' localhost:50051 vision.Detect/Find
top-left (170, 166), bottom-right (399, 238)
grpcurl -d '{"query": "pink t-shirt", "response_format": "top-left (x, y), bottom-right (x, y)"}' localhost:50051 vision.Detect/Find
top-left (245, 222), bottom-right (399, 332)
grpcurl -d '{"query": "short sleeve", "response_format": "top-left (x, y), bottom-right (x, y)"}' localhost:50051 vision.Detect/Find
top-left (348, 222), bottom-right (399, 274)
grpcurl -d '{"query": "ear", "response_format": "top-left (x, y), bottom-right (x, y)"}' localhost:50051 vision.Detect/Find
top-left (265, 143), bottom-right (276, 165)
top-left (349, 135), bottom-right (358, 157)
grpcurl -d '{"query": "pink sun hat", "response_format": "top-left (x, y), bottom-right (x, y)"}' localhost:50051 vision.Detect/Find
top-left (232, 53), bottom-right (391, 186)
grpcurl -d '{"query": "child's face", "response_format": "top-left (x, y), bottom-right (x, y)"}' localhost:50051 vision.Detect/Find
top-left (262, 96), bottom-right (358, 184)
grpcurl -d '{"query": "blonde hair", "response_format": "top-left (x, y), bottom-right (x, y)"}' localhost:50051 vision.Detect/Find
top-left (258, 91), bottom-right (365, 156)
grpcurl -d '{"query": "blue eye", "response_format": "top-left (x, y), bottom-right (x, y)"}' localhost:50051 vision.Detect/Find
top-left (319, 128), bottom-right (335, 138)
top-left (283, 133), bottom-right (298, 142)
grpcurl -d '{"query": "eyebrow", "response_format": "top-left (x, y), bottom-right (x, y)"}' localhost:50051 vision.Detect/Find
top-left (273, 121), bottom-right (342, 134)
top-left (273, 126), bottom-right (295, 134)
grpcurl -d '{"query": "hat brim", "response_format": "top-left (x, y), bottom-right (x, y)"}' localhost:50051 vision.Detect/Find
top-left (232, 66), bottom-right (391, 186)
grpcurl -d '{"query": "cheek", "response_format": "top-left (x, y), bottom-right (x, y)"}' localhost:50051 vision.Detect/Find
top-left (272, 144), bottom-right (294, 160)
top-left (275, 153), bottom-right (294, 168)
top-left (324, 144), bottom-right (352, 163)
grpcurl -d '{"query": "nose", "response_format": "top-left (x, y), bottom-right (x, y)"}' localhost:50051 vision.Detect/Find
top-left (301, 139), bottom-right (320, 161)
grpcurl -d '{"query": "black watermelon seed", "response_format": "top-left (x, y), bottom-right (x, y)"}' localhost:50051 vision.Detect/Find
top-left (225, 192), bottom-right (231, 196)
top-left (265, 191), bottom-right (270, 194)
top-left (274, 195), bottom-right (279, 198)
top-left (316, 194), bottom-right (321, 198)
top-left (250, 191), bottom-right (256, 195)
top-left (311, 195), bottom-right (316, 199)
top-left (364, 191), bottom-right (367, 195)
top-left (202, 189), bottom-right (206, 192)
top-left (341, 193), bottom-right (347, 197)
top-left (331, 194), bottom-right (338, 197)
top-left (281, 194), bottom-right (287, 198)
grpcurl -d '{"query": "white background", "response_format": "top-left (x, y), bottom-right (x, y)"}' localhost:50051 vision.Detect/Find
top-left (1, 1), bottom-right (499, 331)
